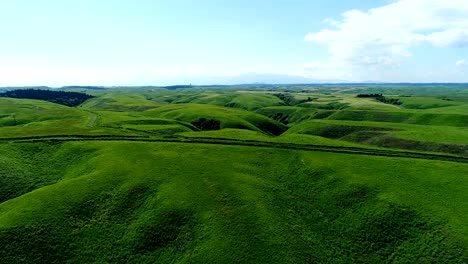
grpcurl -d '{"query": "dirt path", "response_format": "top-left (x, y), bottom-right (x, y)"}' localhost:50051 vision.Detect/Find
top-left (86, 112), bottom-right (98, 127)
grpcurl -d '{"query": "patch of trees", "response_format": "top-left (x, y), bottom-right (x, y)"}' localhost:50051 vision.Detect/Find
top-left (439, 97), bottom-right (454, 101)
top-left (357, 93), bottom-right (382, 98)
top-left (357, 93), bottom-right (401, 105)
top-left (0, 89), bottom-right (94, 107)
top-left (377, 96), bottom-right (401, 105)
top-left (224, 102), bottom-right (239, 108)
top-left (191, 118), bottom-right (221, 131)
top-left (274, 93), bottom-right (312, 106)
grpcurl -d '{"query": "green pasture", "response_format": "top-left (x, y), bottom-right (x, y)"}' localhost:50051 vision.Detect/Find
top-left (143, 103), bottom-right (287, 135)
top-left (0, 98), bottom-right (130, 138)
top-left (0, 141), bottom-right (467, 263)
top-left (0, 84), bottom-right (467, 263)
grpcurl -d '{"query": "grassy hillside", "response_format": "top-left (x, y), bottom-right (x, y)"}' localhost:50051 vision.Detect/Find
top-left (154, 92), bottom-right (285, 111)
top-left (287, 120), bottom-right (467, 155)
top-left (0, 98), bottom-right (130, 138)
top-left (0, 141), bottom-right (467, 263)
top-left (143, 103), bottom-right (287, 135)
top-left (1, 85), bottom-right (467, 263)
top-left (174, 92), bottom-right (285, 110)
top-left (395, 96), bottom-right (463, 109)
top-left (256, 106), bottom-right (315, 124)
top-left (327, 110), bottom-right (468, 127)
top-left (82, 93), bottom-right (159, 111)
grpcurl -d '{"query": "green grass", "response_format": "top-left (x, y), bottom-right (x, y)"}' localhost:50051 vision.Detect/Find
top-left (0, 98), bottom-right (132, 138)
top-left (287, 119), bottom-right (467, 155)
top-left (256, 106), bottom-right (316, 124)
top-left (1, 85), bottom-right (468, 263)
top-left (145, 91), bottom-right (285, 111)
top-left (183, 92), bottom-right (285, 110)
top-left (225, 93), bottom-right (284, 110)
top-left (396, 96), bottom-right (463, 109)
top-left (123, 124), bottom-right (193, 135)
top-left (0, 141), bottom-right (467, 263)
top-left (338, 96), bottom-right (400, 110)
top-left (327, 109), bottom-right (468, 127)
top-left (82, 93), bottom-right (159, 111)
top-left (0, 142), bottom-right (95, 203)
top-left (289, 119), bottom-right (468, 144)
top-left (179, 128), bottom-right (273, 141)
top-left (287, 120), bottom-right (393, 139)
top-left (179, 128), bottom-right (375, 148)
top-left (143, 103), bottom-right (287, 135)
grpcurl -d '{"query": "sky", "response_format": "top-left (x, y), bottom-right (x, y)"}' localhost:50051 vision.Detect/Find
top-left (1, 0), bottom-right (468, 86)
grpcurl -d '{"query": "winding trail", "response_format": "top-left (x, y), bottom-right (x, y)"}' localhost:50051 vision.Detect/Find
top-left (87, 113), bottom-right (98, 127)
top-left (0, 135), bottom-right (466, 164)
top-left (85, 111), bottom-right (99, 127)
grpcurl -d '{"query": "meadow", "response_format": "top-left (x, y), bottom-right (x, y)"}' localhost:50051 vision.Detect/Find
top-left (0, 84), bottom-right (467, 263)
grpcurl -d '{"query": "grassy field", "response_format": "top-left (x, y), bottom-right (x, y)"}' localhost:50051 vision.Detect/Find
top-left (0, 84), bottom-right (467, 263)
top-left (1, 141), bottom-right (467, 263)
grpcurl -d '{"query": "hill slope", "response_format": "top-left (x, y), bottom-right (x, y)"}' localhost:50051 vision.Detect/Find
top-left (143, 103), bottom-right (287, 135)
top-left (1, 86), bottom-right (468, 263)
top-left (0, 141), bottom-right (467, 263)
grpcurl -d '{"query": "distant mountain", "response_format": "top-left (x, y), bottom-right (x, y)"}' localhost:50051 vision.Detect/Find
top-left (166, 73), bottom-right (350, 85)
top-left (61, 86), bottom-right (106, 90)
top-left (360, 80), bottom-right (389, 84)
top-left (225, 73), bottom-right (349, 84)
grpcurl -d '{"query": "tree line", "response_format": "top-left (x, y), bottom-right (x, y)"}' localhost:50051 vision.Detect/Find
top-left (357, 93), bottom-right (382, 98)
top-left (357, 93), bottom-right (402, 105)
top-left (0, 89), bottom-right (94, 107)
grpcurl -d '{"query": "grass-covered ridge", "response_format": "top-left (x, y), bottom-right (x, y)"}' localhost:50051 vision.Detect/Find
top-left (0, 84), bottom-right (467, 263)
top-left (287, 119), bottom-right (468, 155)
top-left (0, 141), bottom-right (467, 263)
top-left (143, 103), bottom-right (288, 135)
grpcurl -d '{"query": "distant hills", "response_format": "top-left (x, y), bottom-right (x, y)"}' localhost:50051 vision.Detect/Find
top-left (2, 73), bottom-right (468, 89)
top-left (167, 73), bottom-right (349, 85)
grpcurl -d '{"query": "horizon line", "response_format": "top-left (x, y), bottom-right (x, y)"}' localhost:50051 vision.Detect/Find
top-left (2, 82), bottom-right (468, 88)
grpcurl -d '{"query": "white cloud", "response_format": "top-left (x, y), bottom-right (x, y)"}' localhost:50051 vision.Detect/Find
top-left (456, 59), bottom-right (468, 67)
top-left (304, 0), bottom-right (468, 81)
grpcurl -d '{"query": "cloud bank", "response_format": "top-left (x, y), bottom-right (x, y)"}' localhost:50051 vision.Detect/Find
top-left (304, 0), bottom-right (468, 81)
top-left (456, 59), bottom-right (468, 67)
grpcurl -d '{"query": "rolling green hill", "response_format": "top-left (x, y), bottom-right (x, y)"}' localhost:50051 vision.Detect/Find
top-left (1, 141), bottom-right (467, 263)
top-left (0, 98), bottom-right (130, 138)
top-left (0, 85), bottom-right (467, 263)
top-left (327, 110), bottom-right (468, 127)
top-left (143, 103), bottom-right (288, 135)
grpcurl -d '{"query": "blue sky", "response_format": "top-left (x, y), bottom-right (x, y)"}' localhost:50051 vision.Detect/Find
top-left (1, 0), bottom-right (467, 85)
